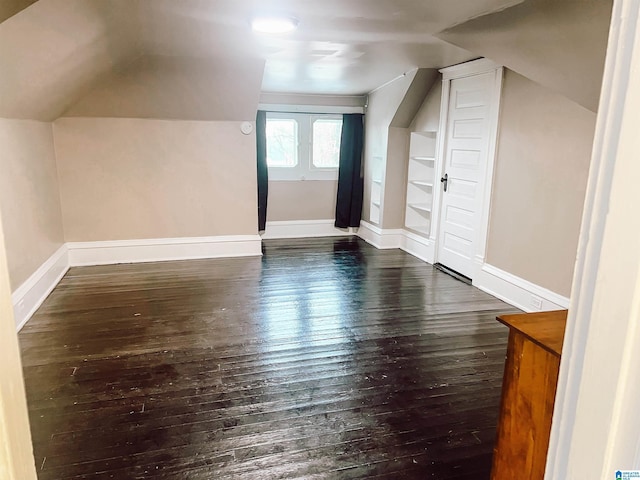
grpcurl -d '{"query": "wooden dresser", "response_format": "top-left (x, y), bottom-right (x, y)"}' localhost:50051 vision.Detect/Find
top-left (490, 310), bottom-right (568, 480)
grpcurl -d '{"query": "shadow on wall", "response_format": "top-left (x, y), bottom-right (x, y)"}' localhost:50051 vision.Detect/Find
top-left (436, 0), bottom-right (613, 112)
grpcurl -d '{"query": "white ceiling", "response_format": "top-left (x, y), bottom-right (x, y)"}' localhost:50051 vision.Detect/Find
top-left (2, 0), bottom-right (611, 120)
top-left (133, 0), bottom-right (525, 95)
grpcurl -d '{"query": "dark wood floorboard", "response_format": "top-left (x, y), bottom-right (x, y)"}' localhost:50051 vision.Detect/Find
top-left (20, 237), bottom-right (519, 479)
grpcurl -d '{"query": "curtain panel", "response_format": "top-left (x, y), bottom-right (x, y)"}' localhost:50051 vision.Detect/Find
top-left (256, 110), bottom-right (268, 232)
top-left (335, 113), bottom-right (364, 228)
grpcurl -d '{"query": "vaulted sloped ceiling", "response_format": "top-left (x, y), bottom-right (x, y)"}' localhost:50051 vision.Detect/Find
top-left (132, 0), bottom-right (522, 96)
top-left (0, 0), bottom-right (139, 121)
top-left (437, 0), bottom-right (613, 112)
top-left (0, 0), bottom-right (38, 24)
top-left (63, 55), bottom-right (265, 121)
top-left (0, 0), bottom-right (527, 121)
top-left (1, 0), bottom-right (612, 121)
top-left (390, 69), bottom-right (440, 128)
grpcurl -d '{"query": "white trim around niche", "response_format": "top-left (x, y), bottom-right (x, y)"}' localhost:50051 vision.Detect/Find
top-left (474, 67), bottom-right (504, 281)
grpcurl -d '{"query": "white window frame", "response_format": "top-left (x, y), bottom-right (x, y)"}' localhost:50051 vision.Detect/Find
top-left (266, 112), bottom-right (342, 181)
top-left (310, 115), bottom-right (343, 172)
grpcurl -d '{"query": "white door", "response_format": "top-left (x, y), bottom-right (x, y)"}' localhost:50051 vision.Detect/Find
top-left (436, 71), bottom-right (495, 279)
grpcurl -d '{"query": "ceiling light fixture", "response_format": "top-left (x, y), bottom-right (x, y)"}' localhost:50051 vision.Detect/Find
top-left (251, 15), bottom-right (298, 34)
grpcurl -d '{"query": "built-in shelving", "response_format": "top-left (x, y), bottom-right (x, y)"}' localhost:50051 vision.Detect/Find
top-left (410, 180), bottom-right (433, 188)
top-left (406, 224), bottom-right (430, 235)
top-left (370, 156), bottom-right (383, 224)
top-left (404, 131), bottom-right (437, 236)
top-left (408, 203), bottom-right (431, 213)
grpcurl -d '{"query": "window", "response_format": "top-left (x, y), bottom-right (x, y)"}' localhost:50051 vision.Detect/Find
top-left (266, 112), bottom-right (342, 180)
top-left (312, 118), bottom-right (342, 169)
top-left (266, 118), bottom-right (298, 168)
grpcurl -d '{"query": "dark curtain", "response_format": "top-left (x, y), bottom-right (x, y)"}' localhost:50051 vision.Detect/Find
top-left (256, 110), bottom-right (268, 232)
top-left (335, 113), bottom-right (364, 228)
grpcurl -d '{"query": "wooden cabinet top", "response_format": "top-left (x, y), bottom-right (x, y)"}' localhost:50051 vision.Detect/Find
top-left (497, 310), bottom-right (568, 357)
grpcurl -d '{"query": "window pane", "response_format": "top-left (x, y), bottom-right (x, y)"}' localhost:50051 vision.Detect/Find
top-left (312, 119), bottom-right (342, 168)
top-left (266, 119), bottom-right (297, 167)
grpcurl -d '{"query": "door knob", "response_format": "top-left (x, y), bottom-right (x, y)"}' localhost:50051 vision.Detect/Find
top-left (440, 173), bottom-right (448, 192)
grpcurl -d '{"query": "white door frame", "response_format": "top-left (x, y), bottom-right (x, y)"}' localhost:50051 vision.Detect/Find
top-left (545, 0), bottom-right (640, 477)
top-left (0, 215), bottom-right (37, 478)
top-left (430, 58), bottom-right (504, 280)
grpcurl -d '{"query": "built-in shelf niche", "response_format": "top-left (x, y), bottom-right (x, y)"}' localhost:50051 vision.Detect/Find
top-left (404, 131), bottom-right (436, 236)
top-left (370, 156), bottom-right (383, 224)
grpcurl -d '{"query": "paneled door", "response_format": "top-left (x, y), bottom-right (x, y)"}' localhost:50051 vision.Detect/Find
top-left (436, 68), bottom-right (499, 279)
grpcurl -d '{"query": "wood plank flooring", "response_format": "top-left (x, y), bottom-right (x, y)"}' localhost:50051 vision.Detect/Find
top-left (19, 237), bottom-right (519, 479)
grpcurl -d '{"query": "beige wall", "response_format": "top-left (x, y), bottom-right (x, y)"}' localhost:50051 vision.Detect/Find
top-left (54, 118), bottom-right (258, 241)
top-left (411, 79), bottom-right (442, 132)
top-left (381, 128), bottom-right (410, 229)
top-left (0, 0), bottom-right (137, 121)
top-left (64, 55), bottom-right (265, 121)
top-left (267, 181), bottom-right (338, 222)
top-left (0, 0), bottom-right (37, 23)
top-left (437, 0), bottom-right (612, 112)
top-left (0, 216), bottom-right (37, 479)
top-left (390, 69), bottom-right (439, 128)
top-left (0, 119), bottom-right (65, 290)
top-left (486, 70), bottom-right (596, 296)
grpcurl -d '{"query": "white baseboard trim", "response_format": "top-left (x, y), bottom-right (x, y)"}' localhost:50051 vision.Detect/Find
top-left (356, 221), bottom-right (403, 249)
top-left (262, 220), bottom-right (354, 239)
top-left (356, 226), bottom-right (568, 313)
top-left (400, 230), bottom-right (435, 264)
top-left (12, 245), bottom-right (69, 331)
top-left (67, 235), bottom-right (262, 267)
top-left (12, 233), bottom-right (568, 331)
top-left (474, 263), bottom-right (569, 313)
top-left (13, 235), bottom-right (262, 330)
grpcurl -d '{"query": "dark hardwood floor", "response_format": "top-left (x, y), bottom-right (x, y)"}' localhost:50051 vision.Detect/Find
top-left (19, 237), bottom-right (519, 479)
